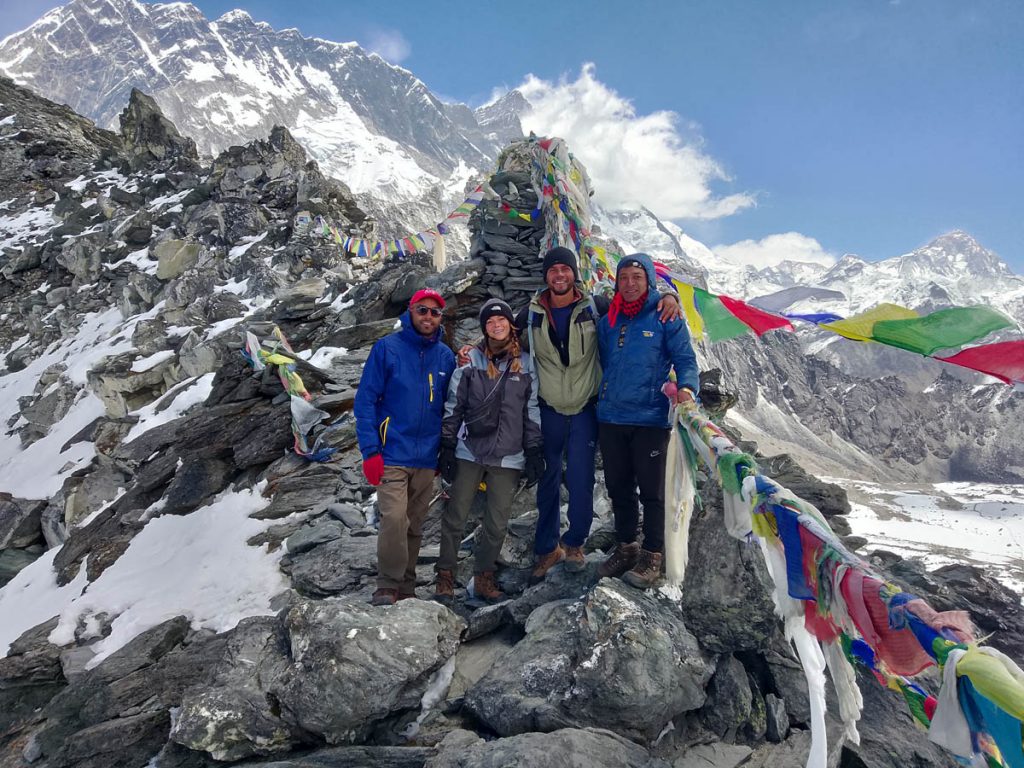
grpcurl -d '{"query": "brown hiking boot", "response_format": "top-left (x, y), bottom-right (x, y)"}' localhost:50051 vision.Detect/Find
top-left (623, 550), bottom-right (664, 589)
top-left (474, 571), bottom-right (505, 602)
top-left (563, 544), bottom-right (585, 573)
top-left (371, 588), bottom-right (398, 606)
top-left (530, 545), bottom-right (564, 583)
top-left (433, 569), bottom-right (455, 603)
top-left (598, 541), bottom-right (640, 578)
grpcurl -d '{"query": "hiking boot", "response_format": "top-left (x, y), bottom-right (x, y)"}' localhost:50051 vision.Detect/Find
top-left (623, 550), bottom-right (663, 590)
top-left (563, 544), bottom-right (585, 573)
top-left (530, 545), bottom-right (564, 584)
top-left (398, 580), bottom-right (418, 601)
top-left (371, 588), bottom-right (398, 606)
top-left (474, 571), bottom-right (505, 603)
top-left (433, 569), bottom-right (455, 603)
top-left (597, 541), bottom-right (640, 578)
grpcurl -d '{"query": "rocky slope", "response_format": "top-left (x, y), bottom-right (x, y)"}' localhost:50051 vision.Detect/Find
top-left (4, 78), bottom-right (1020, 768)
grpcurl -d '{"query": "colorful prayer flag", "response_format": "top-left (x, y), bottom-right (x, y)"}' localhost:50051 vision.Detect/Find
top-left (936, 341), bottom-right (1024, 385)
top-left (871, 306), bottom-right (1014, 356)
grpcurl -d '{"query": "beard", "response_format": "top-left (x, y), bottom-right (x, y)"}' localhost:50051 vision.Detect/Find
top-left (549, 283), bottom-right (573, 296)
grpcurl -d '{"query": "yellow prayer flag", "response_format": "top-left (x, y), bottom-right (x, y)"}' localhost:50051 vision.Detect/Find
top-left (821, 303), bottom-right (919, 342)
top-left (676, 281), bottom-right (705, 342)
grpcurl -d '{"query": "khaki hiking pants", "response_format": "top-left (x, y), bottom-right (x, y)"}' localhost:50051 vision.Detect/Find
top-left (376, 465), bottom-right (436, 592)
top-left (438, 459), bottom-right (521, 574)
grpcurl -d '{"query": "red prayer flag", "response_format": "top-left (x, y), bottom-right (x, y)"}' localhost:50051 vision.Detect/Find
top-left (718, 294), bottom-right (794, 336)
top-left (935, 341), bottom-right (1024, 385)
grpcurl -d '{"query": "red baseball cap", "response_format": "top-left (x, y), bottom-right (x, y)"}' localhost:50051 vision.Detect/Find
top-left (409, 288), bottom-right (445, 308)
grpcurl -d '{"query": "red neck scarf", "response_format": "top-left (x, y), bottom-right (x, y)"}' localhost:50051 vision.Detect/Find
top-left (607, 290), bottom-right (649, 328)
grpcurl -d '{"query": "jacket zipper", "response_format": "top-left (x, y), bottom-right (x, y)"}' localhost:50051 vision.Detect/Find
top-left (429, 372), bottom-right (434, 402)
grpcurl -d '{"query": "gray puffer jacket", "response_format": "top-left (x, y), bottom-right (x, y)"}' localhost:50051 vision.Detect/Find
top-left (441, 344), bottom-right (541, 470)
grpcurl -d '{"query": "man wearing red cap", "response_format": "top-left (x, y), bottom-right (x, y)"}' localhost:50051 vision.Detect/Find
top-left (354, 288), bottom-right (456, 605)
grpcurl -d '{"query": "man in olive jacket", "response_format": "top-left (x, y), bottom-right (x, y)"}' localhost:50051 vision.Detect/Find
top-left (517, 247), bottom-right (680, 580)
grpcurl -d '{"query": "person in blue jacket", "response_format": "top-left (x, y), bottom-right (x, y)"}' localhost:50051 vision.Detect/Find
top-left (354, 288), bottom-right (456, 606)
top-left (596, 252), bottom-right (700, 589)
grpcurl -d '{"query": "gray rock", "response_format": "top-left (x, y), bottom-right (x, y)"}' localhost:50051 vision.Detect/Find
top-left (271, 596), bottom-right (464, 744)
top-left (679, 486), bottom-right (777, 653)
top-left (445, 627), bottom-right (518, 709)
top-left (465, 579), bottom-right (713, 741)
top-left (255, 465), bottom-right (342, 520)
top-left (155, 239), bottom-right (203, 280)
top-left (244, 746), bottom-right (432, 767)
top-left (178, 331), bottom-right (222, 378)
top-left (283, 534), bottom-right (378, 597)
top-left (160, 457), bottom-right (233, 515)
top-left (171, 687), bottom-right (304, 761)
top-left (700, 655), bottom-right (752, 741)
top-left (427, 727), bottom-right (668, 768)
top-left (764, 693), bottom-right (788, 743)
top-left (673, 743), bottom-right (753, 768)
top-left (0, 494), bottom-right (46, 549)
top-left (743, 718), bottom-right (846, 768)
top-left (0, 617), bottom-right (64, 689)
top-left (285, 520), bottom-right (346, 554)
top-left (505, 556), bottom-right (602, 627)
top-left (119, 87), bottom-right (199, 170)
top-left (0, 547), bottom-right (42, 584)
top-left (763, 645), bottom-right (811, 725)
top-left (52, 710), bottom-right (171, 768)
top-left (326, 502), bottom-right (366, 529)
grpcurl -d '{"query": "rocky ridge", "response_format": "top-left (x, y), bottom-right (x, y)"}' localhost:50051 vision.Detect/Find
top-left (0, 76), bottom-right (1021, 768)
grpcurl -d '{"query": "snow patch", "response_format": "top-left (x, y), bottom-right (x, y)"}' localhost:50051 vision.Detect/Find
top-left (45, 484), bottom-right (288, 668)
top-left (123, 372), bottom-right (215, 443)
top-left (130, 349), bottom-right (175, 373)
top-left (0, 548), bottom-right (90, 658)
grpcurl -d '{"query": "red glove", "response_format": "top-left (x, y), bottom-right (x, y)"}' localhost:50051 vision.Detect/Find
top-left (362, 454), bottom-right (384, 486)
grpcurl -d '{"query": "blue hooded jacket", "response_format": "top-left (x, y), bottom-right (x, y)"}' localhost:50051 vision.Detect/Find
top-left (596, 252), bottom-right (700, 428)
top-left (354, 312), bottom-right (456, 469)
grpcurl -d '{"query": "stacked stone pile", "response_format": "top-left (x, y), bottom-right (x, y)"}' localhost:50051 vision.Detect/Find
top-left (467, 169), bottom-right (547, 307)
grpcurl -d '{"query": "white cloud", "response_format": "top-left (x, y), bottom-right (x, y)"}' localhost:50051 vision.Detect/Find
top-left (516, 63), bottom-right (754, 221)
top-left (712, 232), bottom-right (837, 269)
top-left (363, 28), bottom-right (410, 64)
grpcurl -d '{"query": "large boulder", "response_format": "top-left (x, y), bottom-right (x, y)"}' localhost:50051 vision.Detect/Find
top-left (271, 597), bottom-right (465, 744)
top-left (465, 579), bottom-right (713, 741)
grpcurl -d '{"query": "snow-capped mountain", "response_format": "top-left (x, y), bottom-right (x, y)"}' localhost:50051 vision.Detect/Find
top-left (0, 0), bottom-right (495, 207)
top-left (592, 205), bottom-right (712, 286)
top-left (718, 231), bottom-right (1023, 325)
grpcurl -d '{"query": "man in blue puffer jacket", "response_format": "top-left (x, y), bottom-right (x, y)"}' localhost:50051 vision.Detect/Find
top-left (354, 288), bottom-right (456, 605)
top-left (596, 253), bottom-right (700, 589)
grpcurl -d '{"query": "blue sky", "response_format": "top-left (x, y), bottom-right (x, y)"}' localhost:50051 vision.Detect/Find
top-left (2, 0), bottom-right (1022, 270)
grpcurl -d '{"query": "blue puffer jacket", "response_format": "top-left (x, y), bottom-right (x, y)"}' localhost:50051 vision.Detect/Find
top-left (354, 312), bottom-right (456, 469)
top-left (596, 253), bottom-right (700, 428)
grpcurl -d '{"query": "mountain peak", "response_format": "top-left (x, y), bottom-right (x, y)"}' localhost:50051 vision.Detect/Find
top-left (900, 230), bottom-right (1012, 280)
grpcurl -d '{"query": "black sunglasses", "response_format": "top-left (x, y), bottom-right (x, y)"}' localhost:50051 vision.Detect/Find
top-left (413, 305), bottom-right (443, 318)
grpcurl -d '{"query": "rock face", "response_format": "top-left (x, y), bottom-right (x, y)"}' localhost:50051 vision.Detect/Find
top-left (119, 88), bottom-right (199, 171)
top-left (465, 580), bottom-right (713, 741)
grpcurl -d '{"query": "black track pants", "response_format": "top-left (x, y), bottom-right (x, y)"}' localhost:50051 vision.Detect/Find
top-left (597, 422), bottom-right (670, 553)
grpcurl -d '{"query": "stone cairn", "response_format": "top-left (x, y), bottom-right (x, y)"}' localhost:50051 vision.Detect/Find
top-left (465, 170), bottom-right (546, 309)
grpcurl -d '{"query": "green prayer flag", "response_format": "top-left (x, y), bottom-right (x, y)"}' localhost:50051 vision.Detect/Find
top-left (871, 306), bottom-right (1014, 356)
top-left (695, 287), bottom-right (751, 342)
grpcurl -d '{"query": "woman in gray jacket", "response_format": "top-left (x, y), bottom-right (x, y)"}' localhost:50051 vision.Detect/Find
top-left (435, 299), bottom-right (544, 603)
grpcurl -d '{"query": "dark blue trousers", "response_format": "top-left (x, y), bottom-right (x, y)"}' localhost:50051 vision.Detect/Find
top-left (534, 402), bottom-right (598, 555)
